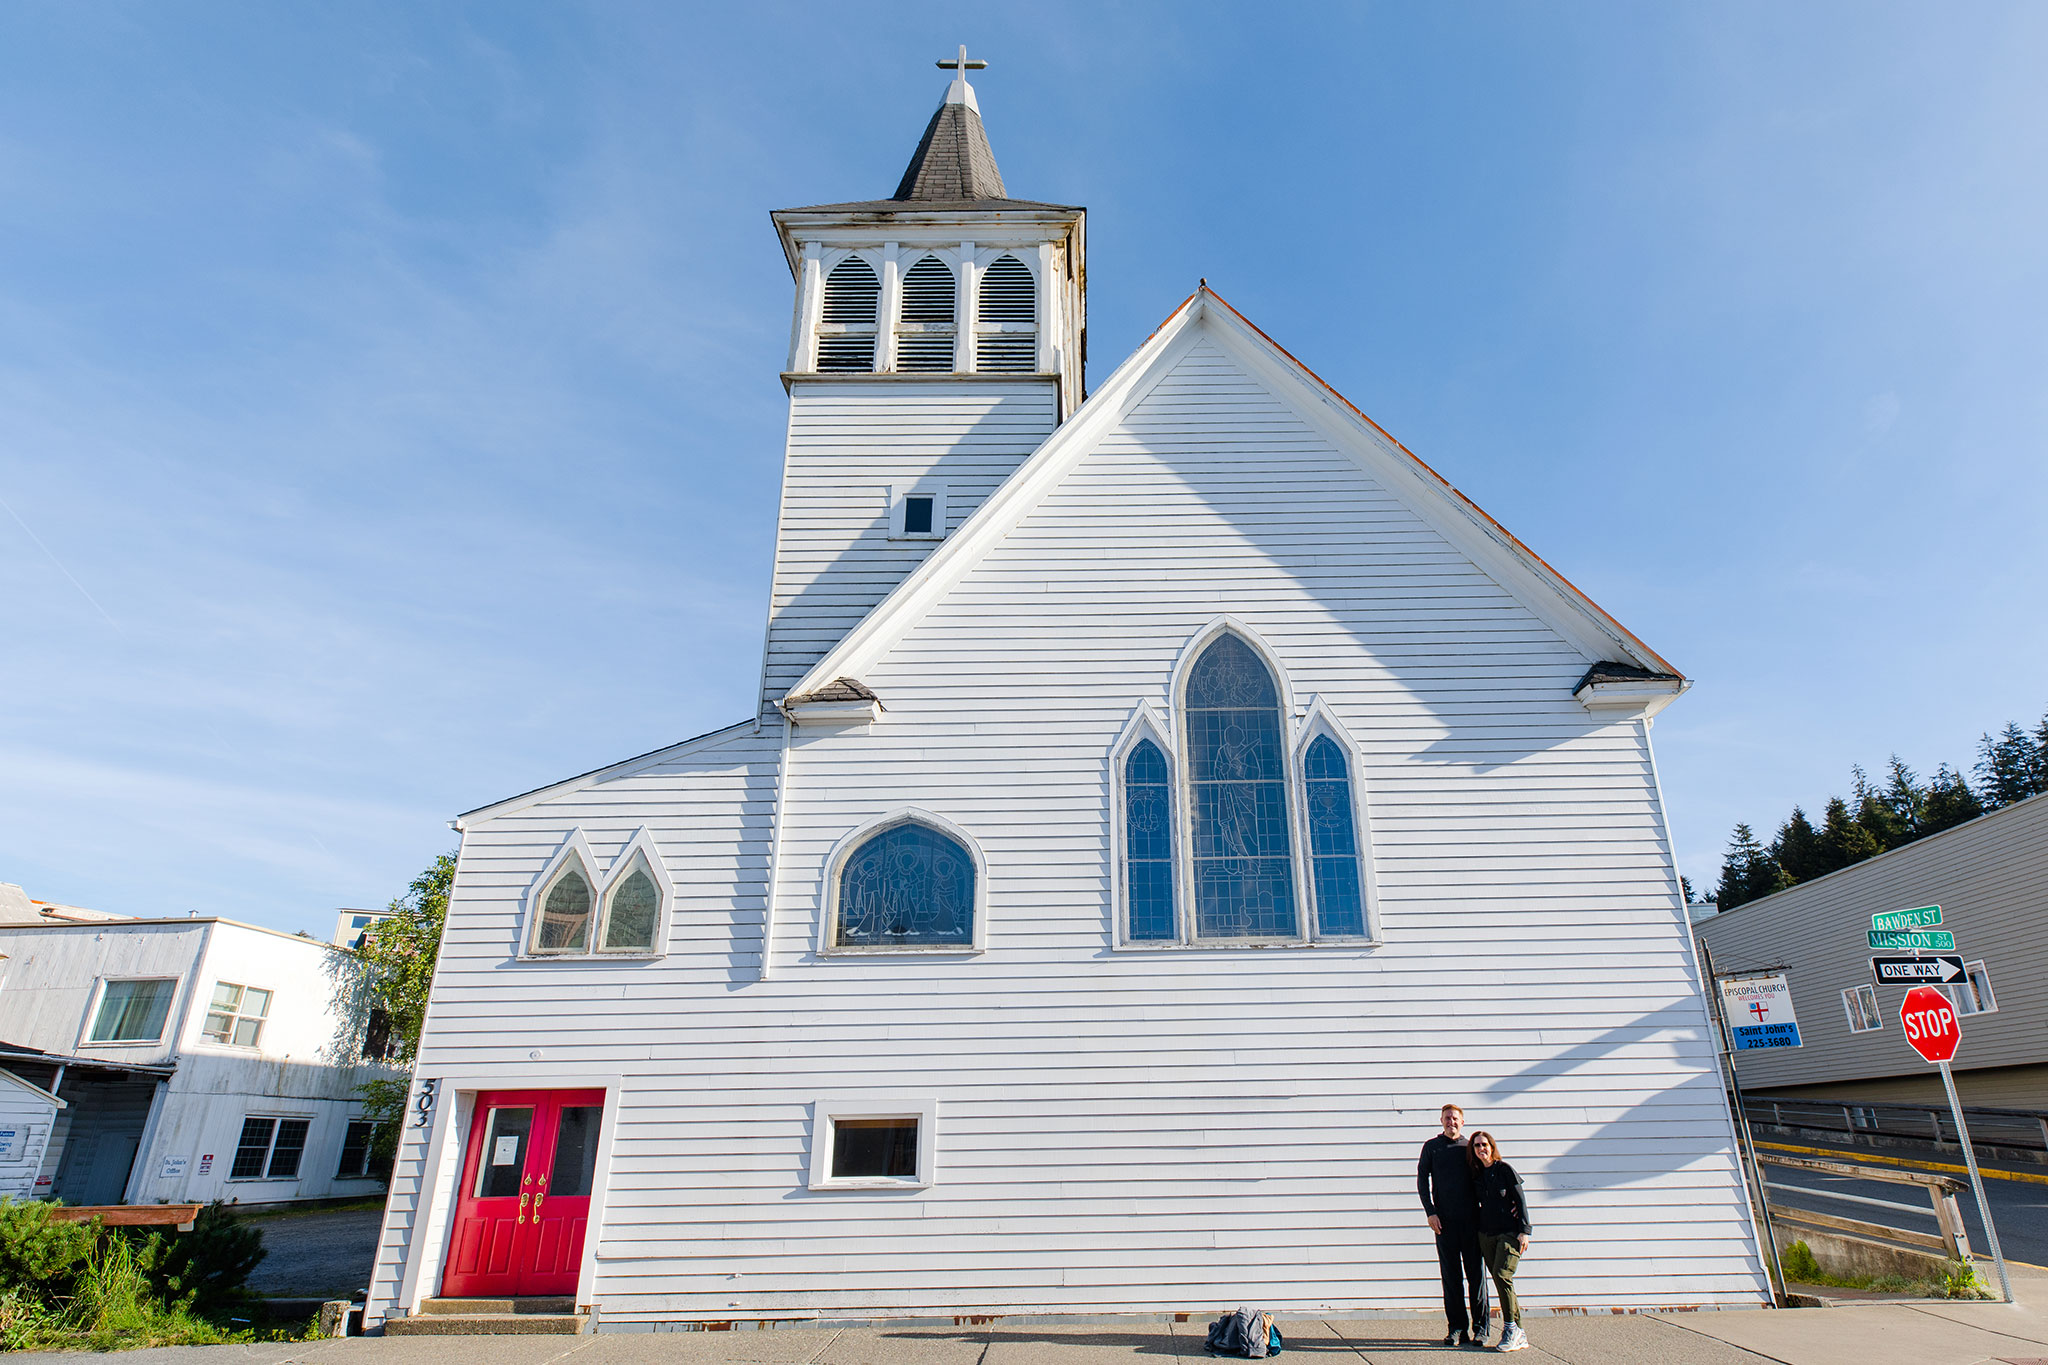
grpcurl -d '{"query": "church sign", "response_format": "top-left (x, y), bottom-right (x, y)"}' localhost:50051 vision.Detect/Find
top-left (1719, 974), bottom-right (1802, 1050)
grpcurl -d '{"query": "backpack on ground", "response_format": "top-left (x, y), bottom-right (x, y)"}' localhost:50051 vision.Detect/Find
top-left (1204, 1306), bottom-right (1283, 1357)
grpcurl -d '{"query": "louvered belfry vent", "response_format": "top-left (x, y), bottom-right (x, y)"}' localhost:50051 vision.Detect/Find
top-left (817, 258), bottom-right (881, 372)
top-left (897, 255), bottom-right (957, 372)
top-left (975, 254), bottom-right (1036, 372)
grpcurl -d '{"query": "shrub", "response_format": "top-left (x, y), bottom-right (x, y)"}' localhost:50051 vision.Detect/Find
top-left (1780, 1240), bottom-right (1824, 1284)
top-left (0, 1198), bottom-right (97, 1302)
top-left (130, 1201), bottom-right (265, 1316)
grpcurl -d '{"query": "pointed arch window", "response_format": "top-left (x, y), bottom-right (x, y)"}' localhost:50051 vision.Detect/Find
top-left (832, 818), bottom-right (979, 950)
top-left (896, 255), bottom-right (957, 372)
top-left (975, 254), bottom-right (1036, 372)
top-left (1303, 735), bottom-right (1366, 937)
top-left (817, 257), bottom-right (880, 372)
top-left (601, 850), bottom-right (662, 952)
top-left (1185, 633), bottom-right (1298, 939)
top-left (532, 857), bottom-right (596, 953)
top-left (1122, 739), bottom-right (1177, 941)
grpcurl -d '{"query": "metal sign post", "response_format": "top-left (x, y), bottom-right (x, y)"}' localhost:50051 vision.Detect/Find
top-left (1699, 940), bottom-right (1788, 1305)
top-left (1898, 984), bottom-right (2011, 1302)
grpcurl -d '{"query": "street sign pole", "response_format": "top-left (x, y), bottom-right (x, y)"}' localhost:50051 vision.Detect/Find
top-left (1937, 1058), bottom-right (2012, 1302)
top-left (1699, 940), bottom-right (1787, 1305)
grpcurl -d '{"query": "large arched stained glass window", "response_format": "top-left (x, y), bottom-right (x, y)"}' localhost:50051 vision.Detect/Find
top-left (533, 860), bottom-right (594, 952)
top-left (836, 822), bottom-right (976, 948)
top-left (1184, 634), bottom-right (1298, 938)
top-left (1304, 735), bottom-right (1366, 937)
top-left (1123, 739), bottom-right (1176, 941)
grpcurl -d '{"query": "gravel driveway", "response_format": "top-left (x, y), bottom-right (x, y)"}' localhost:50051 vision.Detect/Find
top-left (241, 1204), bottom-right (385, 1299)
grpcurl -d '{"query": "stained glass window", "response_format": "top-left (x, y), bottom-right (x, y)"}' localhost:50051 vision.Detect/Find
top-left (1185, 634), bottom-right (1298, 938)
top-left (837, 822), bottom-right (975, 948)
top-left (1304, 735), bottom-right (1367, 936)
top-left (602, 857), bottom-right (660, 951)
top-left (1123, 739), bottom-right (1176, 940)
top-left (534, 863), bottom-right (593, 952)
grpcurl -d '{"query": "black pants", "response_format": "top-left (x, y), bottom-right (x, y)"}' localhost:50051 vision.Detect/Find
top-left (1435, 1222), bottom-right (1491, 1336)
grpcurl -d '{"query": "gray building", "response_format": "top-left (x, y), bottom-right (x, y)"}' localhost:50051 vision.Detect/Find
top-left (1694, 791), bottom-right (2046, 1109)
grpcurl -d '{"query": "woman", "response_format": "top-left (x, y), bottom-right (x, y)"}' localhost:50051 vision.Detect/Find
top-left (1467, 1131), bottom-right (1531, 1353)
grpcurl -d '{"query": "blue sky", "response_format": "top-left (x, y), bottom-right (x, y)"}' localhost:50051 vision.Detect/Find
top-left (3, 3), bottom-right (2044, 930)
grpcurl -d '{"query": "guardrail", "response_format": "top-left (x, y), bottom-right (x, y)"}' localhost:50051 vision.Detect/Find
top-left (1759, 1152), bottom-right (1972, 1259)
top-left (1744, 1095), bottom-right (2048, 1156)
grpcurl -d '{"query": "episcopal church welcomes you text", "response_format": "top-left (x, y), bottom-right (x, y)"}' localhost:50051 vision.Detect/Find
top-left (364, 56), bottom-right (1768, 1332)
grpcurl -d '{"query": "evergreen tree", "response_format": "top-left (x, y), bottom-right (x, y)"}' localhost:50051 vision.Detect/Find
top-left (1880, 755), bottom-right (1928, 845)
top-left (1819, 795), bottom-right (1883, 871)
top-left (1716, 823), bottom-right (1787, 910)
top-left (1921, 763), bottom-right (1984, 835)
top-left (1680, 874), bottom-right (1696, 904)
top-left (1850, 764), bottom-right (1906, 851)
top-left (1975, 723), bottom-right (2045, 808)
top-left (1770, 807), bottom-right (1825, 884)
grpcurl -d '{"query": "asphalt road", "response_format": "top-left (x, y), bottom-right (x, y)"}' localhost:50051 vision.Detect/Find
top-left (1759, 1153), bottom-right (2048, 1269)
top-left (242, 1204), bottom-right (386, 1299)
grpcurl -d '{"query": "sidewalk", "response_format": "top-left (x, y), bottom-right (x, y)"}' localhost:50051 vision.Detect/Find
top-left (14, 1263), bottom-right (2048, 1365)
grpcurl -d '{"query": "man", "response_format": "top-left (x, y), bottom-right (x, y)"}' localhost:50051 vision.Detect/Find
top-left (1418, 1102), bottom-right (1490, 1347)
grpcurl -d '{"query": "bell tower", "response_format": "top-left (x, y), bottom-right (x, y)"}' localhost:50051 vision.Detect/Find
top-left (761, 53), bottom-right (1087, 709)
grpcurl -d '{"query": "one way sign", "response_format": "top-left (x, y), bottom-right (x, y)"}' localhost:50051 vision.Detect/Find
top-left (1871, 955), bottom-right (1966, 986)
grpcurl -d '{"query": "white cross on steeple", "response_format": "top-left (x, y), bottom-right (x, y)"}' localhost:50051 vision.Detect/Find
top-left (937, 45), bottom-right (987, 112)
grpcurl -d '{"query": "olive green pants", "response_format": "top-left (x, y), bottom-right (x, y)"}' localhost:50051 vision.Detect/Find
top-left (1477, 1232), bottom-right (1523, 1326)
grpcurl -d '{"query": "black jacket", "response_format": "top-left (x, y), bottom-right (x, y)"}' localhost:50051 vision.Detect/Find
top-left (1417, 1134), bottom-right (1477, 1225)
top-left (1474, 1159), bottom-right (1532, 1238)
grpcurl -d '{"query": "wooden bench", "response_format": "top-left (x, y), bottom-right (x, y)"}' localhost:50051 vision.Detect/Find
top-left (45, 1204), bottom-right (202, 1232)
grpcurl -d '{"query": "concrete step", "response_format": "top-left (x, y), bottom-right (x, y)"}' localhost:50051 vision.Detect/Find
top-left (417, 1296), bottom-right (576, 1316)
top-left (386, 1312), bottom-right (586, 1336)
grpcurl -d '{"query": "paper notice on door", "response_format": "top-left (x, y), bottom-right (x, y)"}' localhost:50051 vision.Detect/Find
top-left (492, 1136), bottom-right (520, 1166)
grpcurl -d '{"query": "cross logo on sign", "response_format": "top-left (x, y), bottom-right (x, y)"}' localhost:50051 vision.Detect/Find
top-left (1749, 1001), bottom-right (1769, 1023)
top-left (1900, 985), bottom-right (1960, 1064)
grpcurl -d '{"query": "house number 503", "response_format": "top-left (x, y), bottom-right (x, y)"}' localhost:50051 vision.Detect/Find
top-left (412, 1078), bottom-right (439, 1128)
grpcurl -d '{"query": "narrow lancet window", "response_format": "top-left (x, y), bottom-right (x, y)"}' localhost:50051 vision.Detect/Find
top-left (817, 257), bottom-right (880, 372)
top-left (534, 861), bottom-right (594, 952)
top-left (1185, 634), bottom-right (1297, 938)
top-left (837, 822), bottom-right (976, 948)
top-left (1304, 736), bottom-right (1366, 936)
top-left (897, 255), bottom-right (957, 372)
top-left (1123, 739), bottom-right (1176, 941)
top-left (602, 854), bottom-right (661, 952)
top-left (975, 254), bottom-right (1035, 372)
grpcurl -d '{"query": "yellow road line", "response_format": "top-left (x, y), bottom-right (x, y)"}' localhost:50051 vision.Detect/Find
top-left (1756, 1140), bottom-right (2048, 1186)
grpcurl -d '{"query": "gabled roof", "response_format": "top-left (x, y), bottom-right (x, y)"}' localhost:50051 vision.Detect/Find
top-left (786, 286), bottom-right (1681, 702)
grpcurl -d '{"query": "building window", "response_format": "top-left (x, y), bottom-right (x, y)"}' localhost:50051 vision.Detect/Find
top-left (833, 820), bottom-right (977, 950)
top-left (86, 978), bottom-right (177, 1044)
top-left (362, 1006), bottom-right (398, 1060)
top-left (1184, 633), bottom-right (1298, 940)
top-left (1954, 961), bottom-right (1997, 1016)
top-left (202, 982), bottom-right (272, 1048)
top-left (600, 852), bottom-right (662, 952)
top-left (896, 254), bottom-right (957, 372)
top-left (975, 254), bottom-right (1036, 372)
top-left (1122, 738), bottom-right (1177, 942)
top-left (817, 257), bottom-right (880, 372)
top-left (807, 1099), bottom-right (938, 1189)
top-left (336, 1119), bottom-right (393, 1181)
top-left (1302, 735), bottom-right (1367, 937)
top-left (1843, 985), bottom-right (1883, 1033)
top-left (230, 1116), bottom-right (312, 1180)
top-left (888, 483), bottom-right (948, 541)
top-left (1850, 1105), bottom-right (1879, 1130)
top-left (531, 856), bottom-right (596, 953)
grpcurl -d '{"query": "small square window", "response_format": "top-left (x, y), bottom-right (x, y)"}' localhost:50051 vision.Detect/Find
top-left (889, 485), bottom-right (946, 540)
top-left (229, 1114), bottom-right (312, 1181)
top-left (808, 1099), bottom-right (936, 1190)
top-left (1954, 961), bottom-right (1997, 1016)
top-left (1843, 985), bottom-right (1882, 1033)
top-left (202, 981), bottom-right (272, 1048)
top-left (902, 496), bottom-right (934, 536)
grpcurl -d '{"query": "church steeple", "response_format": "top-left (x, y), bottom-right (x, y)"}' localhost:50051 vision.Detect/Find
top-left (893, 48), bottom-right (1007, 202)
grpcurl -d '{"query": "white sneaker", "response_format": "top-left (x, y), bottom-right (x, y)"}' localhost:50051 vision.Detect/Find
top-left (1495, 1324), bottom-right (1528, 1352)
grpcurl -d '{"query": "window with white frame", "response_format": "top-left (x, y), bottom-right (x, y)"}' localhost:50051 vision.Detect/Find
top-left (336, 1118), bottom-right (392, 1181)
top-left (1843, 984), bottom-right (1883, 1033)
top-left (816, 256), bottom-right (880, 372)
top-left (202, 981), bottom-right (272, 1048)
top-left (807, 1099), bottom-right (937, 1189)
top-left (975, 253), bottom-right (1036, 372)
top-left (1185, 633), bottom-right (1298, 939)
top-left (889, 483), bottom-right (947, 540)
top-left (530, 854), bottom-right (597, 953)
top-left (230, 1115), bottom-right (311, 1180)
top-left (600, 849), bottom-right (663, 952)
top-left (896, 254), bottom-right (957, 371)
top-left (830, 818), bottom-right (978, 951)
top-left (86, 978), bottom-right (178, 1044)
top-left (1121, 737), bottom-right (1177, 942)
top-left (524, 832), bottom-right (671, 958)
top-left (1953, 961), bottom-right (1997, 1016)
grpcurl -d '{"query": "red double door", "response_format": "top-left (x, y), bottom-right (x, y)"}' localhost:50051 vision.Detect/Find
top-left (443, 1089), bottom-right (604, 1298)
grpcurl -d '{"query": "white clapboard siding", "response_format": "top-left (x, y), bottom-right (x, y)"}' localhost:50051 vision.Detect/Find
top-left (763, 381), bottom-right (1059, 700)
top-left (368, 321), bottom-right (1761, 1327)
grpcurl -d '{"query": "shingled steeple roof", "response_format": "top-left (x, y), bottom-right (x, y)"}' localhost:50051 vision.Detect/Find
top-left (893, 60), bottom-right (1007, 202)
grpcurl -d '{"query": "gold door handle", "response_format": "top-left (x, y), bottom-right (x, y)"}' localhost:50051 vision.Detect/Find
top-left (517, 1192), bottom-right (529, 1225)
top-left (532, 1192), bottom-right (545, 1218)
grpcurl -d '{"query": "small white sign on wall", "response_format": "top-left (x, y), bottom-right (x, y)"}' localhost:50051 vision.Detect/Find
top-left (0, 1129), bottom-right (17, 1160)
top-left (492, 1136), bottom-right (520, 1166)
top-left (159, 1154), bottom-right (190, 1179)
top-left (198, 1154), bottom-right (214, 1175)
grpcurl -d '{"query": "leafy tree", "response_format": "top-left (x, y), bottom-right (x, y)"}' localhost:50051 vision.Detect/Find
top-left (1770, 807), bottom-right (1825, 883)
top-left (1818, 796), bottom-right (1883, 872)
top-left (1715, 824), bottom-right (1788, 910)
top-left (1975, 723), bottom-right (2045, 809)
top-left (1921, 763), bottom-right (1984, 836)
top-left (355, 851), bottom-right (456, 1160)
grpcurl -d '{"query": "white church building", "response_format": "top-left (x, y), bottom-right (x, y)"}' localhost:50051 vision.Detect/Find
top-left (365, 59), bottom-right (1769, 1332)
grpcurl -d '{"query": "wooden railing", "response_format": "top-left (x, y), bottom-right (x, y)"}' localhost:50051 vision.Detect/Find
top-left (1758, 1152), bottom-right (1971, 1259)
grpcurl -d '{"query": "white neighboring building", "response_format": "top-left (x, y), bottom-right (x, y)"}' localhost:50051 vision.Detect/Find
top-left (0, 1069), bottom-right (63, 1200)
top-left (365, 64), bottom-right (1768, 1331)
top-left (0, 906), bottom-right (404, 1207)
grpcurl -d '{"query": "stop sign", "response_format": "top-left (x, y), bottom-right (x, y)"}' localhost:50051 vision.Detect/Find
top-left (1900, 985), bottom-right (1961, 1063)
